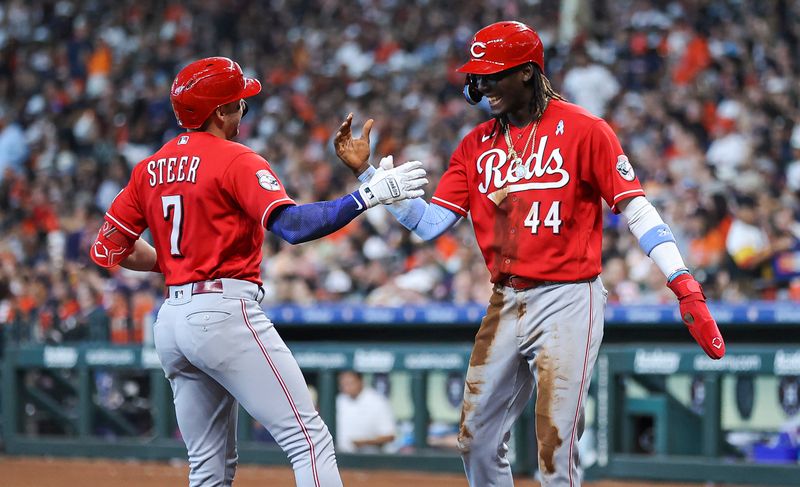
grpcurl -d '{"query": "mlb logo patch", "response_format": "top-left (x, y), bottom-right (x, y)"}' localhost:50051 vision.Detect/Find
top-left (616, 155), bottom-right (635, 181)
top-left (178, 135), bottom-right (190, 145)
top-left (256, 169), bottom-right (280, 191)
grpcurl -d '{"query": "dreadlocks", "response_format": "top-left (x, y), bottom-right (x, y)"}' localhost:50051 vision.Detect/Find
top-left (528, 64), bottom-right (565, 120)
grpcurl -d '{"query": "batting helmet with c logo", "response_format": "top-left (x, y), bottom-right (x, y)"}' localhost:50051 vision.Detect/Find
top-left (458, 21), bottom-right (544, 75)
top-left (170, 57), bottom-right (262, 129)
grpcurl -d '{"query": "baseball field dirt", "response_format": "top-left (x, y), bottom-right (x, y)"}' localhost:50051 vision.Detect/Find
top-left (0, 456), bottom-right (750, 486)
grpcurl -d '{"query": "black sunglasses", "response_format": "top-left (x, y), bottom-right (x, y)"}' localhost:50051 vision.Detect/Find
top-left (467, 63), bottom-right (528, 85)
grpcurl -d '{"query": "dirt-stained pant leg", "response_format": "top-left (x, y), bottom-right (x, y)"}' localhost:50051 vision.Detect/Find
top-left (459, 285), bottom-right (535, 487)
top-left (520, 278), bottom-right (606, 487)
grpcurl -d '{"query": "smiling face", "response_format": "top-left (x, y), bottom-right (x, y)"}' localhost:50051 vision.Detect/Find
top-left (469, 63), bottom-right (535, 126)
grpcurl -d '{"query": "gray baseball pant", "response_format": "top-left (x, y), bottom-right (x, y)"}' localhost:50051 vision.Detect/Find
top-left (458, 277), bottom-right (606, 487)
top-left (154, 278), bottom-right (342, 487)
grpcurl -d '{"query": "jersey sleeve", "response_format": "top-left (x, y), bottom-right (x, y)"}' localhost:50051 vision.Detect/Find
top-left (222, 152), bottom-right (295, 227)
top-left (431, 140), bottom-right (470, 217)
top-left (105, 182), bottom-right (147, 239)
top-left (583, 119), bottom-right (645, 213)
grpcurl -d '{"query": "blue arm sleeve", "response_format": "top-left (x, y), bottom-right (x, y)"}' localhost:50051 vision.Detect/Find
top-left (267, 191), bottom-right (366, 244)
top-left (358, 165), bottom-right (459, 240)
top-left (390, 201), bottom-right (459, 240)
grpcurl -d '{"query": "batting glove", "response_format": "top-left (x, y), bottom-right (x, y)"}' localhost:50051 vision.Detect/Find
top-left (358, 156), bottom-right (427, 208)
top-left (667, 273), bottom-right (726, 359)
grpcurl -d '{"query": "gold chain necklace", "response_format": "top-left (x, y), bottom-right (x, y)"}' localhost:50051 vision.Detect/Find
top-left (503, 101), bottom-right (550, 178)
top-left (504, 120), bottom-right (538, 178)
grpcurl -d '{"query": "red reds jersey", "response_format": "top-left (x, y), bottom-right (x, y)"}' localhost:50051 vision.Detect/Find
top-left (105, 132), bottom-right (294, 285)
top-left (432, 99), bottom-right (644, 282)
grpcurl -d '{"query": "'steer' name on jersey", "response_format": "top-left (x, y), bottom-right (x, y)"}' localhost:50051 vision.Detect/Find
top-left (146, 156), bottom-right (201, 187)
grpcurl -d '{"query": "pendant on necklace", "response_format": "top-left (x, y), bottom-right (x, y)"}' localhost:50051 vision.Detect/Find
top-left (510, 156), bottom-right (526, 178)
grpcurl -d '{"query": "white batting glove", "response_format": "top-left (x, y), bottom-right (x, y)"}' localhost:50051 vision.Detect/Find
top-left (358, 156), bottom-right (427, 208)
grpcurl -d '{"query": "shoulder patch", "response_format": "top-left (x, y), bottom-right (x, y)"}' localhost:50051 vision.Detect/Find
top-left (616, 155), bottom-right (635, 181)
top-left (256, 169), bottom-right (280, 191)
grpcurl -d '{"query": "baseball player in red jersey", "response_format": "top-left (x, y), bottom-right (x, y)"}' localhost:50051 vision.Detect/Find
top-left (336, 22), bottom-right (725, 487)
top-left (89, 57), bottom-right (426, 487)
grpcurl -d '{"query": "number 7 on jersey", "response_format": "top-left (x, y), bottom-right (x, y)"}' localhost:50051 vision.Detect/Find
top-left (162, 195), bottom-right (184, 256)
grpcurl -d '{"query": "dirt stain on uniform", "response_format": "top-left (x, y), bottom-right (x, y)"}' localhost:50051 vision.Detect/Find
top-left (517, 301), bottom-right (527, 321)
top-left (489, 189), bottom-right (517, 282)
top-left (465, 379), bottom-right (483, 395)
top-left (457, 404), bottom-right (474, 452)
top-left (458, 407), bottom-right (473, 437)
top-left (459, 288), bottom-right (505, 452)
top-left (469, 288), bottom-right (504, 367)
top-left (488, 186), bottom-right (510, 205)
top-left (535, 350), bottom-right (563, 474)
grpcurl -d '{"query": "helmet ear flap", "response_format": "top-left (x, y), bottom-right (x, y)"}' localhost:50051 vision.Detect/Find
top-left (463, 75), bottom-right (483, 105)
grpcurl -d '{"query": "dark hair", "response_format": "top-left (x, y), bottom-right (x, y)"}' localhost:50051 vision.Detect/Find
top-left (340, 370), bottom-right (363, 381)
top-left (526, 63), bottom-right (565, 120)
top-left (735, 194), bottom-right (757, 209)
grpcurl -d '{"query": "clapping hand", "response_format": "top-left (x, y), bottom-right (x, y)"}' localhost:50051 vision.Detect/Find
top-left (334, 113), bottom-right (373, 176)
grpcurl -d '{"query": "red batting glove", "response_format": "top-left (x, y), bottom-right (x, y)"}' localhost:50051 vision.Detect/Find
top-left (667, 273), bottom-right (725, 359)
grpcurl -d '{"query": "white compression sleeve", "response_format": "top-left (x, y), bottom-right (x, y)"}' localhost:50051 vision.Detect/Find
top-left (358, 165), bottom-right (460, 240)
top-left (623, 196), bottom-right (688, 279)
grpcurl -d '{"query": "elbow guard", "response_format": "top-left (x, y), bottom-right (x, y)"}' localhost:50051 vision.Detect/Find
top-left (90, 221), bottom-right (135, 268)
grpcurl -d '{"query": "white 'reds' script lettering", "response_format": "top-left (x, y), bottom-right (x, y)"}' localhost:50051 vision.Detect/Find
top-left (477, 135), bottom-right (569, 194)
top-left (148, 156), bottom-right (200, 187)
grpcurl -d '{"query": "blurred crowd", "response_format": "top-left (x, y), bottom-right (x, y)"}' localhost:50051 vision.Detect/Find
top-left (2, 0), bottom-right (800, 345)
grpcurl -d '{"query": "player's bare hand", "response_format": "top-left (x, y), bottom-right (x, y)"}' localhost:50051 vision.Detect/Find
top-left (334, 113), bottom-right (373, 176)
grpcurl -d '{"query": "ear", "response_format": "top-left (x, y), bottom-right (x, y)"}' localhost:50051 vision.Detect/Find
top-left (521, 63), bottom-right (535, 83)
top-left (211, 106), bottom-right (228, 126)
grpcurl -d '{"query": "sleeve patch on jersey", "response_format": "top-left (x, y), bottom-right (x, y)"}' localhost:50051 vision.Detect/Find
top-left (616, 155), bottom-right (635, 181)
top-left (256, 169), bottom-right (280, 191)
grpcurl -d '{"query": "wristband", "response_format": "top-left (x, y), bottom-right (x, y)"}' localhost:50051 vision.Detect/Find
top-left (667, 268), bottom-right (690, 283)
top-left (357, 165), bottom-right (377, 183)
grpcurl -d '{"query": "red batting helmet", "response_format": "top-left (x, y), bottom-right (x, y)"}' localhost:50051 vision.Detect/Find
top-left (457, 21), bottom-right (544, 75)
top-left (170, 57), bottom-right (262, 129)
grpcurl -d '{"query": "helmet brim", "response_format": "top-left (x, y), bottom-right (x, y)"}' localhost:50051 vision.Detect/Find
top-left (241, 77), bottom-right (262, 99)
top-left (456, 59), bottom-right (507, 75)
